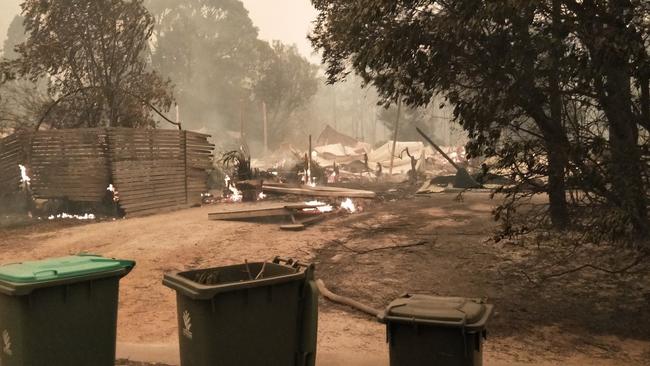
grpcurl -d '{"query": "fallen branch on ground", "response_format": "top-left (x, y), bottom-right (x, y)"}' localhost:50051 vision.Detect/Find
top-left (541, 253), bottom-right (648, 280)
top-left (316, 279), bottom-right (381, 318)
top-left (514, 251), bottom-right (649, 286)
top-left (333, 239), bottom-right (431, 255)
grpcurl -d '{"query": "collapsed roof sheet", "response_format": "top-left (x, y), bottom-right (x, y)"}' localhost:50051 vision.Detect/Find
top-left (316, 125), bottom-right (360, 147)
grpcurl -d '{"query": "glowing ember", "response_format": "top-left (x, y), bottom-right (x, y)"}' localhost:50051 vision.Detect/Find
top-left (224, 175), bottom-right (243, 202)
top-left (258, 192), bottom-right (267, 200)
top-left (340, 198), bottom-right (357, 213)
top-left (48, 213), bottom-right (96, 220)
top-left (305, 200), bottom-right (326, 206)
top-left (316, 205), bottom-right (334, 213)
top-left (19, 165), bottom-right (30, 185)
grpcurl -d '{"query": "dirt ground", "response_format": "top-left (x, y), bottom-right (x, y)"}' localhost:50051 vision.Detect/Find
top-left (1, 189), bottom-right (649, 365)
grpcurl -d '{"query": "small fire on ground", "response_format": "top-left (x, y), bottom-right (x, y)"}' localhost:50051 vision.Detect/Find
top-left (45, 213), bottom-right (96, 220)
top-left (304, 200), bottom-right (334, 213)
top-left (221, 175), bottom-right (267, 203)
top-left (224, 175), bottom-right (243, 202)
top-left (340, 198), bottom-right (357, 213)
top-left (304, 198), bottom-right (359, 214)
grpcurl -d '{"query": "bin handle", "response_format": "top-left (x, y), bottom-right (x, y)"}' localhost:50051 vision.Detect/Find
top-left (273, 257), bottom-right (307, 269)
top-left (33, 270), bottom-right (58, 278)
top-left (382, 315), bottom-right (467, 328)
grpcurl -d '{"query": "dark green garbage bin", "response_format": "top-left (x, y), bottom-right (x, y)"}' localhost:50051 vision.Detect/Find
top-left (379, 294), bottom-right (493, 366)
top-left (163, 257), bottom-right (318, 366)
top-left (0, 254), bottom-right (135, 366)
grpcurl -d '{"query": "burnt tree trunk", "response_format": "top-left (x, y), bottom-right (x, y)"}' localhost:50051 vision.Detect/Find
top-left (546, 0), bottom-right (569, 230)
top-left (595, 1), bottom-right (649, 237)
top-left (516, 5), bottom-right (570, 231)
top-left (601, 63), bottom-right (648, 236)
top-left (546, 136), bottom-right (570, 229)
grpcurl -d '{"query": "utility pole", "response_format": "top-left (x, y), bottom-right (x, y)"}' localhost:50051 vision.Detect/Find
top-left (332, 86), bottom-right (338, 130)
top-left (262, 101), bottom-right (268, 153)
top-left (372, 103), bottom-right (377, 145)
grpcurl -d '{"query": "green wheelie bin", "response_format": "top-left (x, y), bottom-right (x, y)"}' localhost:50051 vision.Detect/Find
top-left (379, 294), bottom-right (494, 366)
top-left (163, 257), bottom-right (318, 366)
top-left (0, 254), bottom-right (135, 366)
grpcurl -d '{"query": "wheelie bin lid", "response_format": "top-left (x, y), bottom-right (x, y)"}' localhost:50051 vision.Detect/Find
top-left (163, 257), bottom-right (312, 300)
top-left (380, 294), bottom-right (493, 330)
top-left (0, 254), bottom-right (135, 296)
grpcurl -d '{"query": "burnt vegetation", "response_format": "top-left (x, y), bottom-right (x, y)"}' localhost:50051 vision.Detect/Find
top-left (310, 1), bottom-right (650, 249)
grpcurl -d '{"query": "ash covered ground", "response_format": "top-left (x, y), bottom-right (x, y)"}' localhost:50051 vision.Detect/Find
top-left (2, 187), bottom-right (648, 366)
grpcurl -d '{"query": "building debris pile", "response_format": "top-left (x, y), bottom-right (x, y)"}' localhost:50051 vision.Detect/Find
top-left (250, 125), bottom-right (476, 186)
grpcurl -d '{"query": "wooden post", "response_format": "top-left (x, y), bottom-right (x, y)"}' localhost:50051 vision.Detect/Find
top-left (308, 134), bottom-right (313, 184)
top-left (389, 97), bottom-right (402, 176)
top-left (183, 130), bottom-right (189, 205)
top-left (359, 97), bottom-right (365, 141)
top-left (262, 101), bottom-right (268, 153)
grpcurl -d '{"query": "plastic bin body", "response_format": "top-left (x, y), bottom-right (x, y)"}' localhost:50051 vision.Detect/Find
top-left (163, 258), bottom-right (318, 366)
top-left (0, 255), bottom-right (134, 366)
top-left (386, 322), bottom-right (485, 366)
top-left (381, 294), bottom-right (493, 366)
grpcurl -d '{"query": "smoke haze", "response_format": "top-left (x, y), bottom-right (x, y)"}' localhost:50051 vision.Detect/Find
top-left (0, 0), bottom-right (318, 62)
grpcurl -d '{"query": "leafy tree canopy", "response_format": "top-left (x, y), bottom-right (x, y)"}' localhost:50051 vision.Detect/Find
top-left (1, 0), bottom-right (174, 129)
top-left (310, 0), bottom-right (649, 238)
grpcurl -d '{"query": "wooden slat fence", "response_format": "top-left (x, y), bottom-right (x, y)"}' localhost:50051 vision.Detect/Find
top-left (108, 128), bottom-right (188, 216)
top-left (30, 128), bottom-right (110, 202)
top-left (185, 131), bottom-right (214, 206)
top-left (0, 128), bottom-right (214, 216)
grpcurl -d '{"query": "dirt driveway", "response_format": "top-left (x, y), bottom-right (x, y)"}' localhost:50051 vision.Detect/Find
top-left (1, 192), bottom-right (649, 365)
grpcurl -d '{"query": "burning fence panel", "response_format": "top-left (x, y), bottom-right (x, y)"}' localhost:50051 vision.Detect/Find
top-left (0, 128), bottom-right (214, 218)
top-left (0, 132), bottom-right (29, 198)
top-left (108, 129), bottom-right (213, 216)
top-left (185, 131), bottom-right (215, 206)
